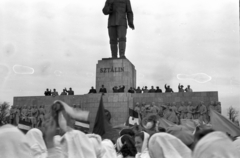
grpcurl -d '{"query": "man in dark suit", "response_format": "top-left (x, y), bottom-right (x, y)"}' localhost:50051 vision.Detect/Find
top-left (178, 83), bottom-right (184, 92)
top-left (113, 86), bottom-right (118, 93)
top-left (103, 0), bottom-right (135, 58)
top-left (88, 87), bottom-right (97, 94)
top-left (128, 87), bottom-right (134, 93)
top-left (60, 89), bottom-right (67, 95)
top-left (155, 86), bottom-right (162, 93)
top-left (52, 89), bottom-right (59, 97)
top-left (148, 86), bottom-right (156, 93)
top-left (165, 84), bottom-right (174, 93)
top-left (135, 86), bottom-right (142, 93)
top-left (66, 88), bottom-right (74, 95)
top-left (44, 89), bottom-right (51, 96)
top-left (99, 85), bottom-right (107, 94)
top-left (118, 85), bottom-right (125, 92)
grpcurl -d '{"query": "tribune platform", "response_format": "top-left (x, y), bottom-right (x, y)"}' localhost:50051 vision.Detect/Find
top-left (14, 92), bottom-right (218, 132)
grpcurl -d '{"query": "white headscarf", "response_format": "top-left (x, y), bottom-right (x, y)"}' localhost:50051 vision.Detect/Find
top-left (102, 139), bottom-right (118, 158)
top-left (148, 133), bottom-right (192, 158)
top-left (135, 131), bottom-right (150, 158)
top-left (0, 125), bottom-right (32, 158)
top-left (116, 136), bottom-right (123, 152)
top-left (26, 128), bottom-right (47, 158)
top-left (193, 131), bottom-right (239, 158)
top-left (233, 137), bottom-right (240, 154)
top-left (53, 135), bottom-right (62, 146)
top-left (63, 129), bottom-right (97, 158)
top-left (87, 134), bottom-right (106, 158)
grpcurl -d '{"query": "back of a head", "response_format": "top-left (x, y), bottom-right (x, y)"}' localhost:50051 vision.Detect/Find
top-left (233, 137), bottom-right (240, 154)
top-left (148, 132), bottom-right (192, 158)
top-left (26, 128), bottom-right (46, 150)
top-left (0, 125), bottom-right (32, 158)
top-left (158, 127), bottom-right (166, 132)
top-left (193, 131), bottom-right (239, 158)
top-left (120, 128), bottom-right (135, 137)
top-left (102, 139), bottom-right (118, 158)
top-left (194, 128), bottom-right (214, 143)
top-left (87, 134), bottom-right (106, 158)
top-left (117, 135), bottom-right (137, 157)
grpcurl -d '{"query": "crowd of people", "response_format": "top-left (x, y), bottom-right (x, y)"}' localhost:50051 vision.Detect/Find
top-left (87, 83), bottom-right (193, 94)
top-left (8, 103), bottom-right (82, 128)
top-left (134, 101), bottom-right (222, 124)
top-left (0, 100), bottom-right (240, 158)
top-left (129, 84), bottom-right (192, 93)
top-left (44, 84), bottom-right (192, 95)
top-left (44, 88), bottom-right (74, 96)
top-left (88, 85), bottom-right (108, 94)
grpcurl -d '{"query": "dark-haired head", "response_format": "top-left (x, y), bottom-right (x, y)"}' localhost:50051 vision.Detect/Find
top-left (158, 127), bottom-right (166, 132)
top-left (193, 128), bottom-right (215, 150)
top-left (120, 135), bottom-right (137, 157)
top-left (120, 128), bottom-right (135, 138)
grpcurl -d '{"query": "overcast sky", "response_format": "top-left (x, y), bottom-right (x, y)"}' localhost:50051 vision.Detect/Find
top-left (0, 0), bottom-right (239, 116)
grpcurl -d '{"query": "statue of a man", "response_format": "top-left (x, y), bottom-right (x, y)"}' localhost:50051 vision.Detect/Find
top-left (102, 0), bottom-right (135, 59)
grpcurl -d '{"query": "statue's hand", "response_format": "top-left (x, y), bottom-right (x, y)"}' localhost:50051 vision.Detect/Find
top-left (129, 23), bottom-right (135, 30)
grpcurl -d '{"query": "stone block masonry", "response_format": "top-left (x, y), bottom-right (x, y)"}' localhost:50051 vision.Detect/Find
top-left (14, 91), bottom-right (218, 132)
top-left (96, 58), bottom-right (136, 93)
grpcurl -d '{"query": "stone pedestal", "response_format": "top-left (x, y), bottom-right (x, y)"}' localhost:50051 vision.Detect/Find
top-left (96, 58), bottom-right (136, 93)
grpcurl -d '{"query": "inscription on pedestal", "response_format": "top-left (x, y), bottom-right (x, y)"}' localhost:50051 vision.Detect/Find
top-left (96, 59), bottom-right (136, 93)
top-left (100, 67), bottom-right (124, 73)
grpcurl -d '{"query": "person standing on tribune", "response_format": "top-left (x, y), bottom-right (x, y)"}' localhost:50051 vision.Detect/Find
top-left (103, 0), bottom-right (134, 59)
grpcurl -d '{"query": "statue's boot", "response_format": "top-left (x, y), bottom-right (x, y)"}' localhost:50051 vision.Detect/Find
top-left (110, 44), bottom-right (118, 59)
top-left (119, 41), bottom-right (126, 59)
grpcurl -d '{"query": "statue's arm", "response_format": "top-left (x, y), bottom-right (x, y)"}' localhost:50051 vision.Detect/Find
top-left (102, 1), bottom-right (113, 15)
top-left (126, 0), bottom-right (134, 25)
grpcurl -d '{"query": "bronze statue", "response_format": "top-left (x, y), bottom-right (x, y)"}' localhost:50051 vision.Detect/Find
top-left (103, 0), bottom-right (134, 59)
